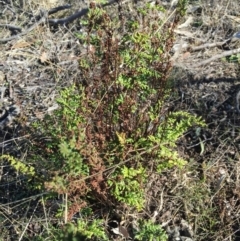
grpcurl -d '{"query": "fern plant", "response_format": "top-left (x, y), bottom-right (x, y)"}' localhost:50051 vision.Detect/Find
top-left (108, 165), bottom-right (147, 211)
top-left (134, 220), bottom-right (168, 241)
top-left (0, 154), bottom-right (35, 178)
top-left (55, 219), bottom-right (109, 241)
top-left (30, 0), bottom-right (199, 224)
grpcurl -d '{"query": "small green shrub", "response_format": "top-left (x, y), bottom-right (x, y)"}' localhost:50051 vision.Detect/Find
top-left (30, 0), bottom-right (200, 230)
top-left (57, 219), bottom-right (109, 241)
top-left (108, 165), bottom-right (147, 210)
top-left (134, 220), bottom-right (168, 241)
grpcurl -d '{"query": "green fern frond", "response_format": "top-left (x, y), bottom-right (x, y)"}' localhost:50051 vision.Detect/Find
top-left (0, 154), bottom-right (35, 177)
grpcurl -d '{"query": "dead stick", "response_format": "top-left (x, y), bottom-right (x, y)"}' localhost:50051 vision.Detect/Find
top-left (193, 47), bottom-right (240, 67)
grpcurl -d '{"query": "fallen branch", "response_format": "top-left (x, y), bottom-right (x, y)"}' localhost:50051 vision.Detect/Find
top-left (0, 24), bottom-right (22, 33)
top-left (0, 1), bottom-right (118, 43)
top-left (48, 8), bottom-right (88, 26)
top-left (193, 47), bottom-right (240, 67)
top-left (0, 10), bottom-right (48, 43)
top-left (48, 0), bottom-right (117, 25)
top-left (190, 39), bottom-right (231, 51)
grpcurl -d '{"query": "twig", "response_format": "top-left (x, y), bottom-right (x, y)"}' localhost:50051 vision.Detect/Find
top-left (48, 8), bottom-right (89, 25)
top-left (0, 10), bottom-right (48, 43)
top-left (236, 90), bottom-right (240, 113)
top-left (0, 24), bottom-right (22, 32)
top-left (64, 193), bottom-right (68, 224)
top-left (190, 38), bottom-right (231, 52)
top-left (193, 47), bottom-right (240, 67)
top-left (18, 200), bottom-right (40, 241)
top-left (48, 0), bottom-right (117, 25)
top-left (48, 4), bottom-right (72, 15)
top-left (0, 1), bottom-right (118, 43)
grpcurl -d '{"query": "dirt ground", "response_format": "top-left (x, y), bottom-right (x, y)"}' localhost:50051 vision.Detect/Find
top-left (1, 0), bottom-right (240, 240)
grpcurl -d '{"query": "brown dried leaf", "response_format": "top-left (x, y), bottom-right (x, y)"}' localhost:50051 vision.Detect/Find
top-left (40, 52), bottom-right (49, 63)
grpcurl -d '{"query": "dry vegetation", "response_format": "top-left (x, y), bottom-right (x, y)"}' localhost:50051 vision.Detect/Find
top-left (0, 0), bottom-right (240, 241)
